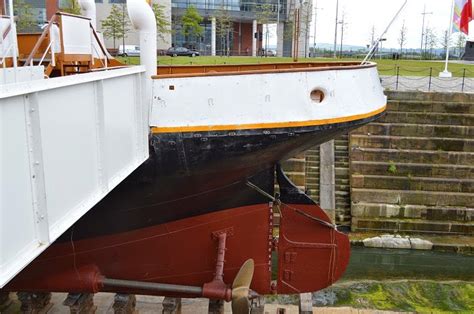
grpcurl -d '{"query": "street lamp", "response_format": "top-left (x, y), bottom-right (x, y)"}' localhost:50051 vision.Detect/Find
top-left (333, 0), bottom-right (339, 58)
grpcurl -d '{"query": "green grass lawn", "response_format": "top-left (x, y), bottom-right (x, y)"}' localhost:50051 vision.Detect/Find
top-left (118, 56), bottom-right (474, 78)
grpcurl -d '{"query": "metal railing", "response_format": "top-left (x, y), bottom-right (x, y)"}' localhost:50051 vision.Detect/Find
top-left (0, 21), bottom-right (13, 68)
top-left (380, 65), bottom-right (474, 93)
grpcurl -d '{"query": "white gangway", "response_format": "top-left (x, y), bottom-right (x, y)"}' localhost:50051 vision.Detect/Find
top-left (0, 8), bottom-right (151, 287)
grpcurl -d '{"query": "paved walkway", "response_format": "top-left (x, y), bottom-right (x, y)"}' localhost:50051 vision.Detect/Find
top-left (381, 75), bottom-right (474, 93)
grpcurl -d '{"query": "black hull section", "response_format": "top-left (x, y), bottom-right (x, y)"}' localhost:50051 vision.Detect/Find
top-left (58, 114), bottom-right (383, 242)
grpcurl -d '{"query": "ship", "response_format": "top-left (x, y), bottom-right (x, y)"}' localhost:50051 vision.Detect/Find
top-left (0, 0), bottom-right (386, 312)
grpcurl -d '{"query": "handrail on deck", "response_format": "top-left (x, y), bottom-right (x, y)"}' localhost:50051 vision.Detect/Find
top-left (24, 15), bottom-right (56, 67)
top-left (154, 61), bottom-right (376, 79)
top-left (1, 18), bottom-right (13, 68)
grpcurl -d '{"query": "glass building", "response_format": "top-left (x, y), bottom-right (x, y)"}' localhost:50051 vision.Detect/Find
top-left (171, 0), bottom-right (289, 55)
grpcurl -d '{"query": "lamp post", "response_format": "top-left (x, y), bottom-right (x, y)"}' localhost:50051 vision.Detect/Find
top-left (312, 1), bottom-right (323, 57)
top-left (333, 0), bottom-right (339, 58)
top-left (420, 4), bottom-right (433, 59)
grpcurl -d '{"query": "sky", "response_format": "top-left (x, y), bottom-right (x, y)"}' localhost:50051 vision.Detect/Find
top-left (302, 0), bottom-right (470, 49)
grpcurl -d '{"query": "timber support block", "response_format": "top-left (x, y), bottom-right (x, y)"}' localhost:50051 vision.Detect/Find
top-left (208, 299), bottom-right (224, 314)
top-left (162, 297), bottom-right (181, 314)
top-left (113, 294), bottom-right (136, 314)
top-left (63, 293), bottom-right (96, 313)
top-left (0, 292), bottom-right (12, 311)
top-left (17, 292), bottom-right (52, 314)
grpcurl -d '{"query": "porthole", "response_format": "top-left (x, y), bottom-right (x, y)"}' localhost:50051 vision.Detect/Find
top-left (310, 89), bottom-right (325, 103)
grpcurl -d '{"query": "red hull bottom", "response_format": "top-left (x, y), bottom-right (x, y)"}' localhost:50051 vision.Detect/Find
top-left (5, 202), bottom-right (349, 296)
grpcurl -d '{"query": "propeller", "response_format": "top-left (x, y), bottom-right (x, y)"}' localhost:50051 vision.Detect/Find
top-left (231, 259), bottom-right (255, 314)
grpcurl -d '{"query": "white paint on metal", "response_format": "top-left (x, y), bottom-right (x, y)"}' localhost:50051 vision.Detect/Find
top-left (0, 17), bottom-right (17, 59)
top-left (79, 0), bottom-right (97, 29)
top-left (0, 66), bottom-right (44, 85)
top-left (127, 0), bottom-right (157, 125)
top-left (61, 15), bottom-right (92, 55)
top-left (151, 66), bottom-right (386, 128)
top-left (0, 66), bottom-right (148, 288)
top-left (127, 0), bottom-right (157, 80)
top-left (51, 24), bottom-right (62, 55)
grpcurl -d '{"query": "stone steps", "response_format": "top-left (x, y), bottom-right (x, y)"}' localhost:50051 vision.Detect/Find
top-left (281, 171), bottom-right (305, 187)
top-left (350, 147), bottom-right (474, 165)
top-left (351, 134), bottom-right (474, 152)
top-left (281, 158), bottom-right (306, 172)
top-left (351, 161), bottom-right (474, 179)
top-left (351, 174), bottom-right (474, 193)
top-left (379, 111), bottom-right (474, 126)
top-left (353, 123), bottom-right (474, 139)
top-left (351, 202), bottom-right (473, 222)
top-left (349, 91), bottom-right (474, 235)
top-left (385, 90), bottom-right (474, 102)
top-left (387, 100), bottom-right (474, 114)
top-left (351, 188), bottom-right (472, 207)
top-left (351, 217), bottom-right (473, 235)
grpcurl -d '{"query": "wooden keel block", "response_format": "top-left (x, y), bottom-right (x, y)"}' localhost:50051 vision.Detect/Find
top-left (0, 292), bottom-right (12, 311)
top-left (299, 292), bottom-right (313, 314)
top-left (162, 297), bottom-right (182, 314)
top-left (62, 293), bottom-right (96, 314)
top-left (250, 296), bottom-right (266, 314)
top-left (208, 299), bottom-right (224, 314)
top-left (17, 292), bottom-right (52, 314)
top-left (113, 294), bottom-right (137, 314)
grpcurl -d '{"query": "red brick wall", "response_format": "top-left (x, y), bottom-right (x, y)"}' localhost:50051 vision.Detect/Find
top-left (232, 22), bottom-right (262, 56)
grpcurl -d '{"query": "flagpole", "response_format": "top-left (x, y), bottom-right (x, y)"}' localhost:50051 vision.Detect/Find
top-left (440, 0), bottom-right (456, 77)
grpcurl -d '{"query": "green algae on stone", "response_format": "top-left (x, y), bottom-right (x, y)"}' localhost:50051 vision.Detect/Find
top-left (325, 281), bottom-right (474, 313)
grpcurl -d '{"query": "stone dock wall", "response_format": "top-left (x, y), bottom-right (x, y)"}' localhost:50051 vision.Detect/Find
top-left (283, 91), bottom-right (473, 235)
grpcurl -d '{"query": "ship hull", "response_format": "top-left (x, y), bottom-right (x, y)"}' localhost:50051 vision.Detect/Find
top-left (4, 112), bottom-right (382, 295)
top-left (61, 113), bottom-right (383, 241)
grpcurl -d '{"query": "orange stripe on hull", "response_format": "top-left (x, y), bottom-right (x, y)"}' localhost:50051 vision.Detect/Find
top-left (151, 105), bottom-right (386, 134)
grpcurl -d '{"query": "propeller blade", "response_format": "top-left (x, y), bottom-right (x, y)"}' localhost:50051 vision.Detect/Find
top-left (231, 259), bottom-right (254, 314)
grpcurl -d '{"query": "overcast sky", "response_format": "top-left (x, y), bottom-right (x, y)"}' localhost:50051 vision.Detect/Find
top-left (308, 0), bottom-right (469, 49)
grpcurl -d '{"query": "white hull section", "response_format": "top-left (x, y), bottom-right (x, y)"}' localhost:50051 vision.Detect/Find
top-left (151, 66), bottom-right (386, 131)
top-left (0, 66), bottom-right (148, 288)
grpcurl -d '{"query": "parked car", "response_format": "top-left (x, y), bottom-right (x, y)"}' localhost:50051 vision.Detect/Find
top-left (265, 49), bottom-right (276, 57)
top-left (118, 45), bottom-right (140, 57)
top-left (166, 47), bottom-right (200, 57)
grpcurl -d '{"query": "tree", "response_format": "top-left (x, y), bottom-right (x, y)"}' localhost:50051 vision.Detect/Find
top-left (397, 21), bottom-right (407, 57)
top-left (440, 29), bottom-right (450, 51)
top-left (152, 3), bottom-right (171, 42)
top-left (101, 4), bottom-right (130, 50)
top-left (60, 0), bottom-right (82, 15)
top-left (214, 5), bottom-right (232, 55)
top-left (180, 5), bottom-right (203, 48)
top-left (423, 28), bottom-right (437, 59)
top-left (13, 0), bottom-right (35, 33)
top-left (456, 33), bottom-right (467, 58)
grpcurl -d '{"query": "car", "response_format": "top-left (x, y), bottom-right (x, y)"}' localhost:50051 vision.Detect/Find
top-left (265, 49), bottom-right (276, 57)
top-left (118, 45), bottom-right (140, 57)
top-left (166, 47), bottom-right (200, 57)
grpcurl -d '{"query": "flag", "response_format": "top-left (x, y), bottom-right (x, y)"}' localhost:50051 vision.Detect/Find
top-left (453, 0), bottom-right (473, 34)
